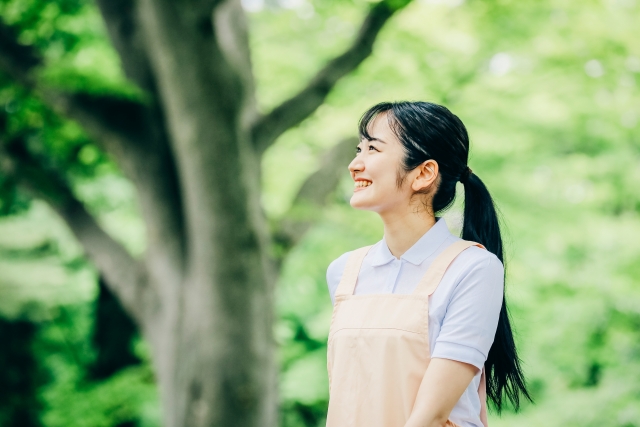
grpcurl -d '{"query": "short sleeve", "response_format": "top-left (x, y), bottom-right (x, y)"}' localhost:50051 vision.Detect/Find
top-left (431, 253), bottom-right (504, 370)
top-left (326, 252), bottom-right (352, 305)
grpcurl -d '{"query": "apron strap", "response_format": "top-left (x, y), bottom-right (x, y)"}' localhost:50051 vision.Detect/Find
top-left (335, 245), bottom-right (373, 297)
top-left (413, 240), bottom-right (486, 298)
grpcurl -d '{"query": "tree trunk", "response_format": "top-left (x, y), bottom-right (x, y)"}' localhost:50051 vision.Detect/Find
top-left (139, 176), bottom-right (278, 426)
top-left (145, 264), bottom-right (277, 427)
top-left (132, 1), bottom-right (278, 424)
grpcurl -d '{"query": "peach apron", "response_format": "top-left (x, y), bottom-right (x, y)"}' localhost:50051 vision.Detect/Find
top-left (326, 240), bottom-right (489, 427)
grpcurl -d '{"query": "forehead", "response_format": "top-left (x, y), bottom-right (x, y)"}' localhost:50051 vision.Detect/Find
top-left (361, 112), bottom-right (401, 146)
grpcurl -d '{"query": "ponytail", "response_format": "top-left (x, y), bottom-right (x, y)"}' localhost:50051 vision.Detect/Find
top-left (462, 171), bottom-right (532, 411)
top-left (358, 100), bottom-right (532, 412)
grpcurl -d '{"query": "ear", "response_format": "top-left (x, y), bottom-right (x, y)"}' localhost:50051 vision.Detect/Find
top-left (411, 159), bottom-right (439, 192)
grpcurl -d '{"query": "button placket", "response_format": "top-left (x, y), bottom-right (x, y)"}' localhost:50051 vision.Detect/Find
top-left (386, 259), bottom-right (403, 293)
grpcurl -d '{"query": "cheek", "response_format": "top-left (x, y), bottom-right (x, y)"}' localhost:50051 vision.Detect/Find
top-left (385, 167), bottom-right (415, 201)
top-left (376, 160), bottom-right (403, 189)
top-left (372, 166), bottom-right (406, 200)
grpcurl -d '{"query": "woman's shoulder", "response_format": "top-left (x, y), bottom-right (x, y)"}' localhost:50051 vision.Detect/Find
top-left (452, 241), bottom-right (504, 271)
top-left (446, 241), bottom-right (505, 292)
top-left (325, 251), bottom-right (353, 303)
top-left (325, 243), bottom-right (378, 294)
top-left (326, 250), bottom-right (354, 284)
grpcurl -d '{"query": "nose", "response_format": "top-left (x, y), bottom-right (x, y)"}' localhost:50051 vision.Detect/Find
top-left (348, 155), bottom-right (364, 176)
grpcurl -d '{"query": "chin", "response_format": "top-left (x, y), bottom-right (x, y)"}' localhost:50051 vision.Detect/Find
top-left (350, 194), bottom-right (374, 210)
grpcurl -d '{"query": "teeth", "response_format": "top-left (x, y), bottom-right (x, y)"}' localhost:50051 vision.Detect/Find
top-left (355, 181), bottom-right (372, 188)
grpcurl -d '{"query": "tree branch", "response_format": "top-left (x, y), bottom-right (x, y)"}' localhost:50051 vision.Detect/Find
top-left (127, 0), bottom-right (255, 127)
top-left (94, 0), bottom-right (157, 94)
top-left (0, 19), bottom-right (150, 150)
top-left (215, 0), bottom-right (260, 128)
top-left (273, 137), bottom-right (356, 256)
top-left (0, 138), bottom-right (154, 325)
top-left (251, 0), bottom-right (412, 154)
top-left (0, 18), bottom-right (187, 273)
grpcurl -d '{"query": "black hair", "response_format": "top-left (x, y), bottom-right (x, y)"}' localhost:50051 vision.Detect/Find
top-left (358, 101), bottom-right (532, 411)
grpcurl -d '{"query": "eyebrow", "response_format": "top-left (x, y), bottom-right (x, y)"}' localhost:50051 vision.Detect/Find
top-left (360, 137), bottom-right (387, 144)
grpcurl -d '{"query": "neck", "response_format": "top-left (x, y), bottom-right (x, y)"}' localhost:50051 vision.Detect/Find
top-left (379, 208), bottom-right (436, 259)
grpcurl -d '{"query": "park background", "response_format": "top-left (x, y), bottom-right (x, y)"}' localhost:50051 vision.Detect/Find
top-left (0, 0), bottom-right (639, 426)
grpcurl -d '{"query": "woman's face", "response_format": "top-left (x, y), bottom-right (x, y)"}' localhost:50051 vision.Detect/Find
top-left (349, 113), bottom-right (435, 214)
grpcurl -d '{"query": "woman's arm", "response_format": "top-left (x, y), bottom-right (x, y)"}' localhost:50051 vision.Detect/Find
top-left (405, 250), bottom-right (504, 427)
top-left (404, 358), bottom-right (479, 427)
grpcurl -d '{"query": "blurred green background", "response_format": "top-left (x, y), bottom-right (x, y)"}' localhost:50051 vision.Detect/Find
top-left (1, 0), bottom-right (639, 426)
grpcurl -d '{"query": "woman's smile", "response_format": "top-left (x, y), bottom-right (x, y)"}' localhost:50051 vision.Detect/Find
top-left (354, 179), bottom-right (373, 191)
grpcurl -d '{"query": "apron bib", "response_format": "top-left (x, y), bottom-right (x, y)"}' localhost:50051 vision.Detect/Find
top-left (326, 240), bottom-right (489, 427)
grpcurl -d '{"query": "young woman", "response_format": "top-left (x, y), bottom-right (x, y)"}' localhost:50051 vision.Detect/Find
top-left (325, 101), bottom-right (530, 427)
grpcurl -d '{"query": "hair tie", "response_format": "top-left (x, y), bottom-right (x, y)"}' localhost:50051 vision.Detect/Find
top-left (459, 166), bottom-right (472, 184)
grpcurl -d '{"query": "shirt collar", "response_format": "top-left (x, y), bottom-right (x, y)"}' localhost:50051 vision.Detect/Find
top-left (370, 217), bottom-right (452, 267)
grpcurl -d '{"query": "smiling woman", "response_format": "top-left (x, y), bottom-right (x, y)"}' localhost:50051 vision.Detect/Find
top-left (325, 101), bottom-right (531, 427)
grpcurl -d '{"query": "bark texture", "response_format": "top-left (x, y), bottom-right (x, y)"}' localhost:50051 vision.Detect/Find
top-left (0, 1), bottom-right (412, 426)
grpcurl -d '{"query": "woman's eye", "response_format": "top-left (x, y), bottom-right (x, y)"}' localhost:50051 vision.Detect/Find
top-left (356, 144), bottom-right (377, 153)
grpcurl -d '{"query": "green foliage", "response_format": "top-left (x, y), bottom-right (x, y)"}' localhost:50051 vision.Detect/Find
top-left (0, 318), bottom-right (45, 427)
top-left (0, 206), bottom-right (156, 426)
top-left (1, 0), bottom-right (639, 426)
